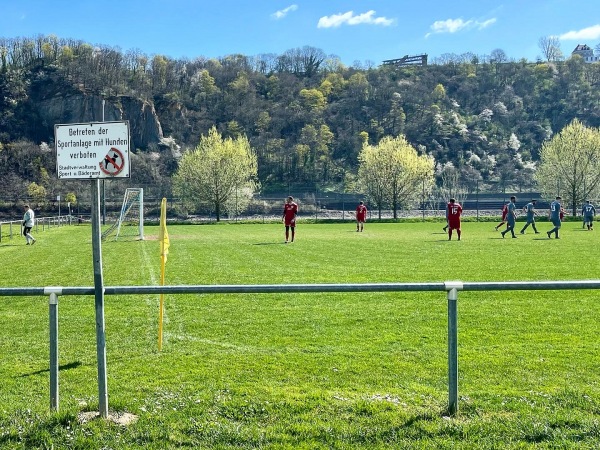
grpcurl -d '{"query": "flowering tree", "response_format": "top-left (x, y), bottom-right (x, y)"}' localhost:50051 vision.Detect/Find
top-left (536, 119), bottom-right (600, 215)
top-left (173, 127), bottom-right (258, 221)
top-left (358, 135), bottom-right (435, 219)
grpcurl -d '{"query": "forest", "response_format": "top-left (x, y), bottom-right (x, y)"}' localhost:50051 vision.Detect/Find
top-left (1, 34), bottom-right (600, 210)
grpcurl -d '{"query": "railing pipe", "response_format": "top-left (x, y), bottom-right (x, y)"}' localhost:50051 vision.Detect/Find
top-left (1, 279), bottom-right (600, 417)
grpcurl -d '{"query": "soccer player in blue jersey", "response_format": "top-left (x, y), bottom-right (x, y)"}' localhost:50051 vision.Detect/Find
top-left (547, 196), bottom-right (564, 239)
top-left (520, 199), bottom-right (540, 234)
top-left (582, 200), bottom-right (595, 231)
top-left (501, 196), bottom-right (518, 238)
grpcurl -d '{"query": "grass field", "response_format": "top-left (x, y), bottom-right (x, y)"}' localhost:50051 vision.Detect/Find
top-left (1, 220), bottom-right (600, 449)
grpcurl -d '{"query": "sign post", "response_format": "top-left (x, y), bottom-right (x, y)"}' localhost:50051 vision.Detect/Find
top-left (55, 121), bottom-right (130, 418)
top-left (90, 179), bottom-right (108, 417)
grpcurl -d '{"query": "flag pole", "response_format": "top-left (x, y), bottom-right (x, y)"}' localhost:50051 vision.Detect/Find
top-left (159, 256), bottom-right (165, 351)
top-left (158, 198), bottom-right (169, 351)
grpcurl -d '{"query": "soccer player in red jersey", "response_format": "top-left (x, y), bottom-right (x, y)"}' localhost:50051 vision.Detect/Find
top-left (494, 203), bottom-right (508, 231)
top-left (282, 196), bottom-right (298, 243)
top-left (355, 201), bottom-right (367, 232)
top-left (447, 198), bottom-right (463, 241)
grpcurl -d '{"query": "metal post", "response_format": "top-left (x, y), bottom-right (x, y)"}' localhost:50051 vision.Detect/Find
top-left (445, 281), bottom-right (462, 415)
top-left (48, 290), bottom-right (60, 411)
top-left (422, 179), bottom-right (426, 222)
top-left (315, 188), bottom-right (318, 221)
top-left (476, 180), bottom-right (480, 222)
top-left (138, 188), bottom-right (144, 240)
top-left (102, 99), bottom-right (106, 226)
top-left (102, 181), bottom-right (106, 226)
top-left (91, 179), bottom-right (109, 418)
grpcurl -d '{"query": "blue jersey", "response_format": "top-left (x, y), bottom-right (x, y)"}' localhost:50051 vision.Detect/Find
top-left (507, 202), bottom-right (516, 224)
top-left (550, 200), bottom-right (562, 221)
top-left (582, 204), bottom-right (595, 217)
top-left (524, 202), bottom-right (535, 221)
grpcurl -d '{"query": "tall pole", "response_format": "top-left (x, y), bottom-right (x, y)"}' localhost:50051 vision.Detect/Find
top-left (91, 179), bottom-right (108, 418)
top-left (102, 99), bottom-right (106, 225)
top-left (476, 179), bottom-right (479, 222)
top-left (447, 286), bottom-right (459, 415)
top-left (49, 292), bottom-right (59, 411)
top-left (422, 178), bottom-right (425, 222)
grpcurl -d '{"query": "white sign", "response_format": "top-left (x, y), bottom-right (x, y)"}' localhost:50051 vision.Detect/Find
top-left (55, 121), bottom-right (130, 179)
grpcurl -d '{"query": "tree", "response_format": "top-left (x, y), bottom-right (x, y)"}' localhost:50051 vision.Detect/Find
top-left (65, 192), bottom-right (77, 205)
top-left (490, 48), bottom-right (508, 63)
top-left (358, 135), bottom-right (435, 219)
top-left (538, 36), bottom-right (563, 62)
top-left (27, 182), bottom-right (47, 207)
top-left (276, 46), bottom-right (326, 77)
top-left (299, 88), bottom-right (327, 114)
top-left (173, 127), bottom-right (258, 221)
top-left (536, 119), bottom-right (600, 215)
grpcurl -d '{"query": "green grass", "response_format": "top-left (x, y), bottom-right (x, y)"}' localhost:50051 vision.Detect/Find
top-left (1, 220), bottom-right (600, 449)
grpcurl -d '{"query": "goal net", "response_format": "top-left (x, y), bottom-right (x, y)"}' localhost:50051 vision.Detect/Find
top-left (102, 188), bottom-right (145, 241)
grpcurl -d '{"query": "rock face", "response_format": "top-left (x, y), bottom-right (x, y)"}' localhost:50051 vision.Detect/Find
top-left (36, 94), bottom-right (163, 150)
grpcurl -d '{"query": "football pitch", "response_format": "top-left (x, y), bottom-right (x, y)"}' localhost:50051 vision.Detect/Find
top-left (1, 221), bottom-right (599, 448)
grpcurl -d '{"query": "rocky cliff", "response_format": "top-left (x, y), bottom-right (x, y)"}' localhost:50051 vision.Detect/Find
top-left (35, 93), bottom-right (164, 150)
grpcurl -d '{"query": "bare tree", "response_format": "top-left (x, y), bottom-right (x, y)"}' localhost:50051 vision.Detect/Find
top-left (276, 46), bottom-right (326, 77)
top-left (538, 36), bottom-right (563, 62)
top-left (490, 48), bottom-right (508, 63)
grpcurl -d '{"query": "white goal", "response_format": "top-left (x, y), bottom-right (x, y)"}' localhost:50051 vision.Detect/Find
top-left (102, 188), bottom-right (144, 241)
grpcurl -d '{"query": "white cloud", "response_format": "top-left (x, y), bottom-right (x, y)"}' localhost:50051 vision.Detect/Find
top-left (317, 10), bottom-right (395, 29)
top-left (478, 18), bottom-right (496, 30)
top-left (430, 18), bottom-right (473, 34)
top-left (271, 4), bottom-right (298, 20)
top-left (425, 17), bottom-right (497, 38)
top-left (559, 24), bottom-right (600, 41)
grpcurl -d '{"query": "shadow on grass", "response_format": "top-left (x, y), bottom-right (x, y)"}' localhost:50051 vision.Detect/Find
top-left (20, 361), bottom-right (82, 377)
top-left (252, 242), bottom-right (287, 246)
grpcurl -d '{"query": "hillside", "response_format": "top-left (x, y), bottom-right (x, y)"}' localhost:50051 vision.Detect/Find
top-left (1, 35), bottom-right (600, 203)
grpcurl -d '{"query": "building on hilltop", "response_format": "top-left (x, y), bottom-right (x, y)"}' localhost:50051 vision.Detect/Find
top-left (571, 44), bottom-right (599, 63)
top-left (382, 54), bottom-right (428, 67)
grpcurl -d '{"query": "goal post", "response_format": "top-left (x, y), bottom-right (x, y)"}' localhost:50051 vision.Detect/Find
top-left (101, 188), bottom-right (144, 241)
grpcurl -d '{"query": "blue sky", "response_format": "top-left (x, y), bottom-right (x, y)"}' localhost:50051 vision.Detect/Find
top-left (1, 0), bottom-right (599, 65)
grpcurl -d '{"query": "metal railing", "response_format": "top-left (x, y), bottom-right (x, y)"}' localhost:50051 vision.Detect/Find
top-left (0, 215), bottom-right (78, 242)
top-left (1, 280), bottom-right (600, 416)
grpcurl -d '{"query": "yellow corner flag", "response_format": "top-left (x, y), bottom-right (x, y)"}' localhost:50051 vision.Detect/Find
top-left (159, 198), bottom-right (170, 264)
top-left (158, 198), bottom-right (170, 351)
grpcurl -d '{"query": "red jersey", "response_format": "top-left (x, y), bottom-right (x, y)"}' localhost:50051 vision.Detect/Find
top-left (501, 204), bottom-right (508, 220)
top-left (356, 204), bottom-right (367, 221)
top-left (283, 202), bottom-right (298, 226)
top-left (447, 202), bottom-right (462, 229)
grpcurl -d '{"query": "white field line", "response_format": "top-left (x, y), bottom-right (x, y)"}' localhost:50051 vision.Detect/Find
top-left (140, 242), bottom-right (167, 339)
